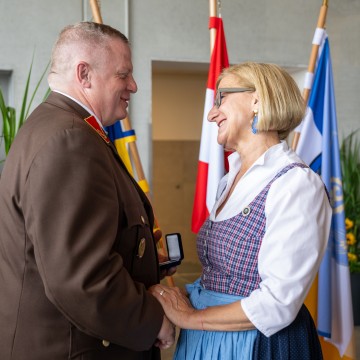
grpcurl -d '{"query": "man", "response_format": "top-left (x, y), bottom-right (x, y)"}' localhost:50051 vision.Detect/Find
top-left (0, 22), bottom-right (174, 360)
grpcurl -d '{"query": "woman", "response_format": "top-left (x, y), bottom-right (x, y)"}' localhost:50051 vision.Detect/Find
top-left (150, 62), bottom-right (332, 359)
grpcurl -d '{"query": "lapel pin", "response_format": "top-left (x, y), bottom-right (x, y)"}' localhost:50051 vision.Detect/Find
top-left (242, 206), bottom-right (251, 216)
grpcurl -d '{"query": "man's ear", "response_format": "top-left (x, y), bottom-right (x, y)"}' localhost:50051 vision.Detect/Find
top-left (77, 62), bottom-right (91, 88)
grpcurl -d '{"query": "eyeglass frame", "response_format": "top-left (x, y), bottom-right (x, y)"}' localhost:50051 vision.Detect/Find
top-left (215, 87), bottom-right (254, 108)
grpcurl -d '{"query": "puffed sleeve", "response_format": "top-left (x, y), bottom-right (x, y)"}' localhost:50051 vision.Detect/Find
top-left (241, 166), bottom-right (332, 336)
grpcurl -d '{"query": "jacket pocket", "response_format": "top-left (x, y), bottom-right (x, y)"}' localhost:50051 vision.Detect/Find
top-left (123, 205), bottom-right (158, 287)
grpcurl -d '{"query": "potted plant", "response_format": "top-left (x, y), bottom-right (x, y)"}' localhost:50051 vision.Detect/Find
top-left (0, 56), bottom-right (50, 163)
top-left (340, 130), bottom-right (360, 325)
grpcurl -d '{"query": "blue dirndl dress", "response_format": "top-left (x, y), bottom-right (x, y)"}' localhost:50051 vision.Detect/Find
top-left (174, 163), bottom-right (323, 359)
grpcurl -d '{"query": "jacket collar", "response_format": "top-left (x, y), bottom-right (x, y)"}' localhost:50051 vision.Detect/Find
top-left (45, 91), bottom-right (91, 120)
top-left (45, 92), bottom-right (111, 144)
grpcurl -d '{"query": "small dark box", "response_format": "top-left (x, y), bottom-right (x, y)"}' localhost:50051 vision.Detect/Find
top-left (159, 233), bottom-right (184, 270)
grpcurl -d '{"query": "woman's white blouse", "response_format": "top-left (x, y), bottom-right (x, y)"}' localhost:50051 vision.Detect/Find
top-left (209, 141), bottom-right (332, 337)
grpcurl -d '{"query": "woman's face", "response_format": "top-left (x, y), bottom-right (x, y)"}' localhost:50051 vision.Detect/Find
top-left (207, 75), bottom-right (257, 151)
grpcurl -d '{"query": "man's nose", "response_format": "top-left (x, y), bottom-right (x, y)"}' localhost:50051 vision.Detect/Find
top-left (128, 75), bottom-right (138, 93)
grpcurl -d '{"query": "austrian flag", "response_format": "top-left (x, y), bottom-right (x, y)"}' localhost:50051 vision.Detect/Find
top-left (191, 17), bottom-right (229, 233)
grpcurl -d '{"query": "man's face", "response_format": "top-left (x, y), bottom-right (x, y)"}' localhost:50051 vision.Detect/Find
top-left (90, 39), bottom-right (137, 126)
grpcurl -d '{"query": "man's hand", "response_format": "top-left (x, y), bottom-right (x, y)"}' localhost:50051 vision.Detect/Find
top-left (153, 228), bottom-right (163, 245)
top-left (155, 315), bottom-right (175, 349)
top-left (158, 252), bottom-right (177, 279)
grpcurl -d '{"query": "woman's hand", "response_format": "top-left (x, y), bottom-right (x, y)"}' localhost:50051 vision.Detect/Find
top-left (150, 285), bottom-right (255, 332)
top-left (149, 284), bottom-right (199, 329)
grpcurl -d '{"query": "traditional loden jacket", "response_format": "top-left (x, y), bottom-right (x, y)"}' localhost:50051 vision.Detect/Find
top-left (0, 92), bottom-right (164, 360)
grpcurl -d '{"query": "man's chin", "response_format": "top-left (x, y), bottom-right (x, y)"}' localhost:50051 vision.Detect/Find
top-left (118, 110), bottom-right (128, 121)
top-left (106, 113), bottom-right (128, 127)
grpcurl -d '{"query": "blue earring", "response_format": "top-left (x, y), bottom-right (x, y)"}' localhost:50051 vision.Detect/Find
top-left (252, 111), bottom-right (258, 134)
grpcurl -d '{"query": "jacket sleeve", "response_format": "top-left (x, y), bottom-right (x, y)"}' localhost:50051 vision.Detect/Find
top-left (22, 127), bottom-right (164, 351)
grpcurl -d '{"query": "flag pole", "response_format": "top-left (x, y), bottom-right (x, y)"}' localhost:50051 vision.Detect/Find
top-left (89, 1), bottom-right (174, 286)
top-left (89, 0), bottom-right (103, 23)
top-left (209, 0), bottom-right (217, 52)
top-left (291, 0), bottom-right (330, 342)
top-left (291, 0), bottom-right (328, 150)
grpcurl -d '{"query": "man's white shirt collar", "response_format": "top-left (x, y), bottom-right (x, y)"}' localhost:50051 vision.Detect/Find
top-left (53, 90), bottom-right (106, 133)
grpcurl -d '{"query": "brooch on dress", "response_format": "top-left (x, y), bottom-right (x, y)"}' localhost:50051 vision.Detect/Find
top-left (242, 206), bottom-right (251, 216)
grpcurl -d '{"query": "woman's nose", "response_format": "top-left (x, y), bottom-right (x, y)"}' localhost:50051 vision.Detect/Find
top-left (207, 105), bottom-right (220, 122)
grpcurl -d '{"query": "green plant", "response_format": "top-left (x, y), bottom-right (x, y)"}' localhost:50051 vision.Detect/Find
top-left (0, 55), bottom-right (50, 160)
top-left (340, 130), bottom-right (360, 273)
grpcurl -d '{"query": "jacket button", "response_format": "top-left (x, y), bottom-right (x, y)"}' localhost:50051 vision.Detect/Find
top-left (141, 215), bottom-right (145, 224)
top-left (138, 238), bottom-right (146, 258)
top-left (102, 340), bottom-right (110, 347)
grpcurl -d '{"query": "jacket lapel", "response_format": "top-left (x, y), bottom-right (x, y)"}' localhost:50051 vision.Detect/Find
top-left (45, 92), bottom-right (153, 217)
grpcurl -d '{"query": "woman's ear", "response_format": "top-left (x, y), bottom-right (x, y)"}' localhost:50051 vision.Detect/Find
top-left (253, 91), bottom-right (259, 102)
top-left (252, 93), bottom-right (259, 111)
top-left (77, 62), bottom-right (91, 88)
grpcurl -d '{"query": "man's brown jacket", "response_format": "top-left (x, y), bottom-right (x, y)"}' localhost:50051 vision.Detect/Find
top-left (0, 92), bottom-right (164, 360)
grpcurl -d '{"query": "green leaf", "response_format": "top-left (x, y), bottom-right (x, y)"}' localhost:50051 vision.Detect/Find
top-left (18, 54), bottom-right (34, 130)
top-left (23, 60), bottom-right (50, 123)
top-left (0, 88), bottom-right (17, 155)
top-left (0, 52), bottom-right (49, 156)
top-left (341, 130), bottom-right (360, 272)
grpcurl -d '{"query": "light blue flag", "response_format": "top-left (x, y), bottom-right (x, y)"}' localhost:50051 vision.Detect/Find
top-left (296, 34), bottom-right (354, 357)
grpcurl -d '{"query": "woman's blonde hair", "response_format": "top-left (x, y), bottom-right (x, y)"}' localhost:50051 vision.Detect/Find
top-left (217, 62), bottom-right (306, 140)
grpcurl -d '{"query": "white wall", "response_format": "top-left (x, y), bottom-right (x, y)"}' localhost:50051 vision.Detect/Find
top-left (0, 0), bottom-right (359, 176)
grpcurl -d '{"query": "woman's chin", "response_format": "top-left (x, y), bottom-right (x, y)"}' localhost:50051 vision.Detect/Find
top-left (217, 135), bottom-right (225, 146)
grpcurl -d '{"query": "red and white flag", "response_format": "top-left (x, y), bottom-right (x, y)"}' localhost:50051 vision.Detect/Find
top-left (191, 17), bottom-right (229, 233)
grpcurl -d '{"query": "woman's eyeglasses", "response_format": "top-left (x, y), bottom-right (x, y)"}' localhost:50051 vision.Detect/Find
top-left (215, 88), bottom-right (254, 108)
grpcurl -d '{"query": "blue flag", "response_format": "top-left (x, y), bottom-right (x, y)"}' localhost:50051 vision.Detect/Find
top-left (296, 34), bottom-right (354, 357)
